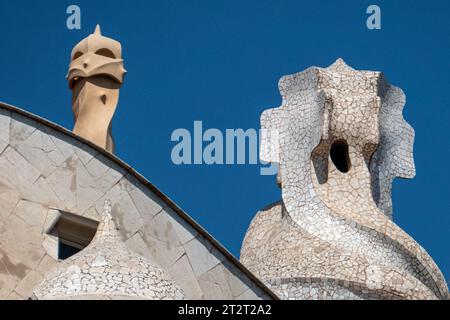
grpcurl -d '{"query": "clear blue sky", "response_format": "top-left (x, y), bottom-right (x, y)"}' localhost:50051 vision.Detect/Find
top-left (0, 1), bottom-right (448, 282)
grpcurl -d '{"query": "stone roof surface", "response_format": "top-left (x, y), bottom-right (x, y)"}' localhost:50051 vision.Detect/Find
top-left (32, 200), bottom-right (185, 299)
top-left (0, 101), bottom-right (277, 300)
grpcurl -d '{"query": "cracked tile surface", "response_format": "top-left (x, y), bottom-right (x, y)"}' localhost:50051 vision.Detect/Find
top-left (240, 59), bottom-right (448, 300)
top-left (0, 103), bottom-right (271, 300)
top-left (31, 200), bottom-right (185, 300)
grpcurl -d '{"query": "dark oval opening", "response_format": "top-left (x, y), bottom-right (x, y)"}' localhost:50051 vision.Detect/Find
top-left (330, 140), bottom-right (351, 173)
top-left (72, 51), bottom-right (84, 60)
top-left (95, 48), bottom-right (116, 59)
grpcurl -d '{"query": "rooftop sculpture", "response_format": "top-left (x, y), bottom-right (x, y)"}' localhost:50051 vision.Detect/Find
top-left (31, 200), bottom-right (185, 300)
top-left (240, 59), bottom-right (448, 300)
top-left (6, 23), bottom-right (445, 300)
top-left (68, 25), bottom-right (126, 153)
top-left (0, 25), bottom-right (273, 301)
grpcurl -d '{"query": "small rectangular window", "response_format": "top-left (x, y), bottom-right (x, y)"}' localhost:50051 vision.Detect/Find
top-left (58, 240), bottom-right (82, 260)
top-left (46, 211), bottom-right (98, 260)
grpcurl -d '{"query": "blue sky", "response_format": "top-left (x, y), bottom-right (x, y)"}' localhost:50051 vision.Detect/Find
top-left (0, 1), bottom-right (448, 282)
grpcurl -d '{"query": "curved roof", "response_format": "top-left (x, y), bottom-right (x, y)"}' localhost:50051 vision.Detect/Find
top-left (0, 100), bottom-right (278, 300)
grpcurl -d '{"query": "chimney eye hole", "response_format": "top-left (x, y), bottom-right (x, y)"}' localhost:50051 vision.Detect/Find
top-left (330, 140), bottom-right (351, 173)
top-left (95, 48), bottom-right (116, 59)
top-left (73, 51), bottom-right (84, 60)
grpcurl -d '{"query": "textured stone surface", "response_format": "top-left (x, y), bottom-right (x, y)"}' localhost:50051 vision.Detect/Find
top-left (0, 103), bottom-right (271, 300)
top-left (32, 200), bottom-right (185, 300)
top-left (0, 187), bottom-right (20, 221)
top-left (198, 264), bottom-right (234, 299)
top-left (0, 21), bottom-right (275, 300)
top-left (168, 254), bottom-right (204, 299)
top-left (15, 127), bottom-right (67, 178)
top-left (10, 113), bottom-right (37, 147)
top-left (166, 207), bottom-right (199, 244)
top-left (1, 213), bottom-right (45, 270)
top-left (185, 235), bottom-right (225, 277)
top-left (240, 59), bottom-right (448, 300)
top-left (0, 146), bottom-right (41, 192)
top-left (0, 109), bottom-right (10, 153)
top-left (14, 200), bottom-right (47, 229)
